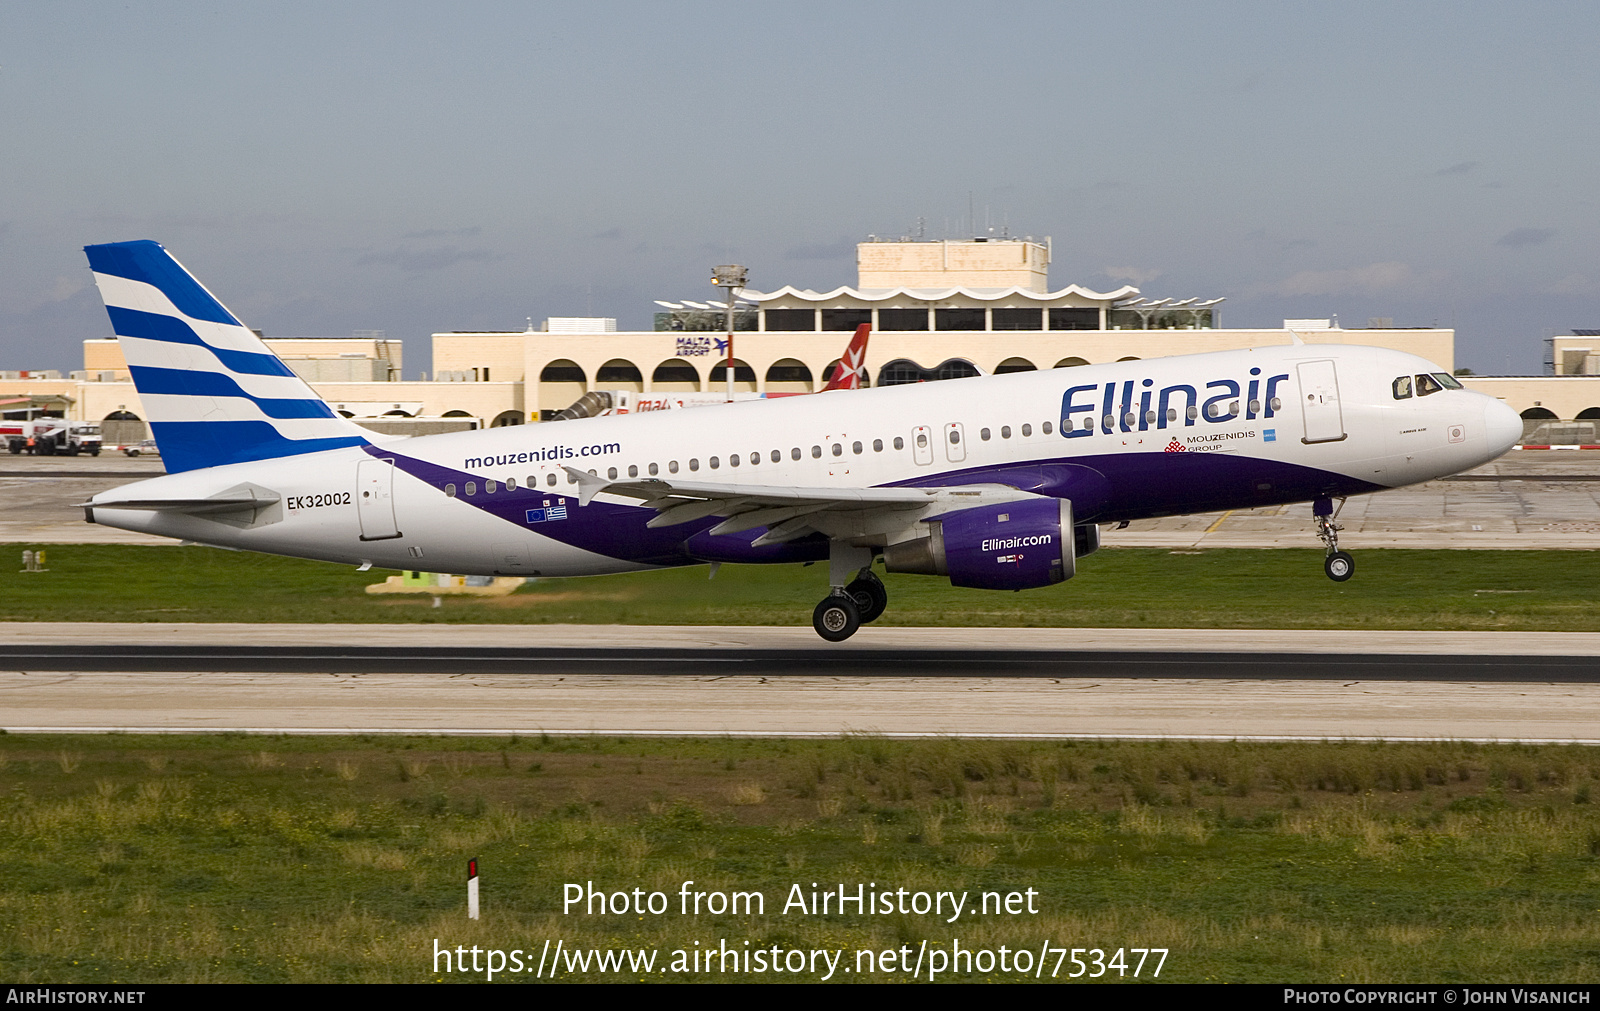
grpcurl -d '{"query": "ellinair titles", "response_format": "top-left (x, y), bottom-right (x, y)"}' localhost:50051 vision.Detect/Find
top-left (80, 240), bottom-right (1523, 640)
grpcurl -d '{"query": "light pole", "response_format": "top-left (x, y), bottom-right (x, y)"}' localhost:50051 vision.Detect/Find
top-left (712, 264), bottom-right (747, 402)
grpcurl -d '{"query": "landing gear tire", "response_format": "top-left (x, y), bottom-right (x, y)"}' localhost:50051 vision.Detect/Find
top-left (1324, 550), bottom-right (1355, 582)
top-left (812, 594), bottom-right (861, 642)
top-left (845, 572), bottom-right (887, 623)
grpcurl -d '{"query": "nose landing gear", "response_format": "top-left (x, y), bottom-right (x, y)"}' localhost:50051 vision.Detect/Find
top-left (1314, 496), bottom-right (1354, 582)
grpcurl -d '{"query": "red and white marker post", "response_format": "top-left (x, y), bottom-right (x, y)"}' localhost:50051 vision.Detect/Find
top-left (467, 858), bottom-right (479, 919)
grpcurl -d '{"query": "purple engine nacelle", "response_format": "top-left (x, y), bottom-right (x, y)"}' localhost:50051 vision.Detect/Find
top-left (882, 496), bottom-right (1076, 590)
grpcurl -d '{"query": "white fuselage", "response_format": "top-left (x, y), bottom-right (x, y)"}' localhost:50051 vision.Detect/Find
top-left (88, 343), bottom-right (1521, 576)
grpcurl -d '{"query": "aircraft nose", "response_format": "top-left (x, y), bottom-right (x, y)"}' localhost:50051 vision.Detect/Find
top-left (1483, 397), bottom-right (1522, 455)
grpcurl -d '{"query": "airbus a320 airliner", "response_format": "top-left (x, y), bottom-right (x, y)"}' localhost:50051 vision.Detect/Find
top-left (82, 241), bottom-right (1523, 640)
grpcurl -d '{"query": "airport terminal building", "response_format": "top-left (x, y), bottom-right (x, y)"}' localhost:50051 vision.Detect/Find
top-left (2, 236), bottom-right (1594, 444)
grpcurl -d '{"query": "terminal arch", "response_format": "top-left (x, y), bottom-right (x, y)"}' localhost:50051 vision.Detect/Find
top-left (651, 360), bottom-right (701, 392)
top-left (101, 410), bottom-right (146, 445)
top-left (1520, 407), bottom-right (1558, 420)
top-left (994, 357), bottom-right (1037, 374)
top-left (708, 358), bottom-right (757, 393)
top-left (538, 358), bottom-right (588, 416)
top-left (596, 359), bottom-right (644, 392)
top-left (491, 410), bottom-right (525, 427)
top-left (1117, 356), bottom-right (1142, 362)
top-left (1053, 357), bottom-right (1090, 368)
top-left (765, 358), bottom-right (814, 392)
top-left (1576, 408), bottom-right (1600, 420)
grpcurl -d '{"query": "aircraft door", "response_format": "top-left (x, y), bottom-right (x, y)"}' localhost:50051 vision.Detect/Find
top-left (912, 426), bottom-right (934, 466)
top-left (357, 457), bottom-right (402, 540)
top-left (1297, 360), bottom-right (1347, 444)
top-left (944, 422), bottom-right (967, 463)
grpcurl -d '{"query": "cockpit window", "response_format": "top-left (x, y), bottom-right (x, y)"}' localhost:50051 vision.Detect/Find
top-left (1416, 373), bottom-right (1444, 396)
top-left (1432, 372), bottom-right (1463, 389)
top-left (1392, 376), bottom-right (1413, 399)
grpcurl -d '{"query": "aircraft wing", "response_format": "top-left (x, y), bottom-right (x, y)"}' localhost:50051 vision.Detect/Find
top-left (562, 466), bottom-right (1024, 545)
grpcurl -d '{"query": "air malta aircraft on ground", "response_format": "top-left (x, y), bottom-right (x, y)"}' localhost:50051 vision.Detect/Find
top-left (83, 241), bottom-right (1523, 641)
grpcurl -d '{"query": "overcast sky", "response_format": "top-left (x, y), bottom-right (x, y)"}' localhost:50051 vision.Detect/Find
top-left (2, 1), bottom-right (1595, 376)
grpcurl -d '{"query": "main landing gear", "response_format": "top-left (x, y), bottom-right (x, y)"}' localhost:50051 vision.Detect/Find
top-left (812, 542), bottom-right (887, 641)
top-left (1314, 496), bottom-right (1354, 582)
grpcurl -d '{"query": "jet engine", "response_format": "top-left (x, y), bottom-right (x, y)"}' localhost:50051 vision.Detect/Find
top-left (882, 496), bottom-right (1077, 590)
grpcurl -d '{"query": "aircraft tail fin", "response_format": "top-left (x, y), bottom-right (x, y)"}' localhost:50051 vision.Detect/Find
top-left (821, 324), bottom-right (871, 391)
top-left (84, 240), bottom-right (372, 473)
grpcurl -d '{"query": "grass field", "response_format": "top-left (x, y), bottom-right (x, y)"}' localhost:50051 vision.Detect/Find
top-left (2, 543), bottom-right (1600, 630)
top-left (1, 734), bottom-right (1597, 983)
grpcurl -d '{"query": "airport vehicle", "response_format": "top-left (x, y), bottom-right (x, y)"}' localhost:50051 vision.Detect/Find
top-left (122, 439), bottom-right (160, 457)
top-left (2, 418), bottom-right (102, 456)
top-left (81, 240), bottom-right (1523, 640)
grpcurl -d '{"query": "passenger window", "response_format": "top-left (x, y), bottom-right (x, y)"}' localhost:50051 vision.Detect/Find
top-left (948, 430), bottom-right (961, 445)
top-left (548, 473), bottom-right (558, 487)
top-left (506, 478), bottom-right (516, 490)
top-left (628, 465), bottom-right (638, 478)
top-left (486, 479), bottom-right (497, 494)
top-left (606, 468), bottom-right (616, 480)
top-left (728, 454), bottom-right (738, 467)
top-left (894, 437), bottom-right (904, 450)
top-left (1187, 405), bottom-right (1199, 420)
top-left (1270, 397), bottom-right (1282, 411)
top-left (669, 461), bottom-right (679, 474)
top-left (790, 447), bottom-right (800, 460)
top-left (445, 483), bottom-right (457, 497)
top-left (1248, 400), bottom-right (1260, 415)
top-left (751, 452), bottom-right (761, 465)
top-left (1001, 426), bottom-right (1011, 438)
top-left (873, 438), bottom-right (883, 452)
top-left (648, 463), bottom-right (659, 476)
top-left (465, 482), bottom-right (477, 496)
top-left (710, 457), bottom-right (720, 469)
top-left (915, 433), bottom-right (928, 448)
top-left (1021, 424), bottom-right (1032, 437)
top-left (1082, 417), bottom-right (1094, 430)
top-left (811, 445), bottom-right (822, 458)
top-left (689, 459), bottom-right (699, 472)
top-left (1393, 376), bottom-right (1413, 399)
top-left (1166, 408), bottom-right (1177, 422)
top-left (770, 449), bottom-right (780, 463)
top-left (1433, 373), bottom-right (1463, 390)
top-left (980, 428), bottom-right (991, 441)
top-left (1416, 374), bottom-right (1444, 396)
top-left (852, 441), bottom-right (863, 454)
top-left (1042, 422), bottom-right (1052, 434)
top-left (832, 443), bottom-right (843, 456)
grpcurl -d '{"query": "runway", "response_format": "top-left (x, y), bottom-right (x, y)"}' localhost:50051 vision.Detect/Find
top-left (3, 623), bottom-right (1599, 742)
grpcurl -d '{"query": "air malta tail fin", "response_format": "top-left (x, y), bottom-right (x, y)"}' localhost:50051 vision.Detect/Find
top-left (821, 323), bottom-right (870, 391)
top-left (84, 240), bottom-right (372, 474)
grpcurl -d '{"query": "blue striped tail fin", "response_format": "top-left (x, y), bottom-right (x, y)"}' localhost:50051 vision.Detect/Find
top-left (84, 240), bottom-right (371, 473)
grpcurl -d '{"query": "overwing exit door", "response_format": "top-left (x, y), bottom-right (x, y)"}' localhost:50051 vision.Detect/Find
top-left (1297, 360), bottom-right (1347, 444)
top-left (357, 457), bottom-right (402, 540)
